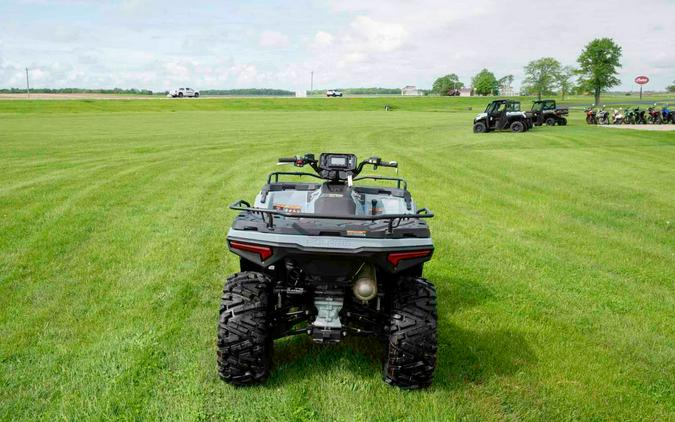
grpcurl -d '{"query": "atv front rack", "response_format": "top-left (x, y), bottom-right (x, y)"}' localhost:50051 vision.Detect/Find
top-left (229, 200), bottom-right (433, 233)
top-left (267, 172), bottom-right (408, 190)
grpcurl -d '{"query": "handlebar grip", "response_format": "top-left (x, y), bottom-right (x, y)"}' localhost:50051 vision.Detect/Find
top-left (278, 157), bottom-right (297, 163)
top-left (382, 161), bottom-right (398, 168)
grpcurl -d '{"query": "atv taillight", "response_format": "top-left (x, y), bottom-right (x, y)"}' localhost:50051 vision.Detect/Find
top-left (387, 250), bottom-right (432, 266)
top-left (230, 241), bottom-right (273, 261)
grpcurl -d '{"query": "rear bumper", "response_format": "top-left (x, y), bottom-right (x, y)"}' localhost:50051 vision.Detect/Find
top-left (227, 228), bottom-right (434, 272)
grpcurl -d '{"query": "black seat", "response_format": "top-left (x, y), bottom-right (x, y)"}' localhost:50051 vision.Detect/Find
top-left (314, 184), bottom-right (356, 216)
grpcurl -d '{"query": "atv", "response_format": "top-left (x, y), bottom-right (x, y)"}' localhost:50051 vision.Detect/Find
top-left (219, 153), bottom-right (437, 389)
top-left (530, 99), bottom-right (569, 126)
top-left (473, 99), bottom-right (533, 133)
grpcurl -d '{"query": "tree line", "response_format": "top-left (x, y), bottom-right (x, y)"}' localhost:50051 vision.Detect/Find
top-left (199, 88), bottom-right (294, 96)
top-left (308, 88), bottom-right (402, 95)
top-left (0, 87), bottom-right (155, 95)
top-left (433, 38), bottom-right (630, 104)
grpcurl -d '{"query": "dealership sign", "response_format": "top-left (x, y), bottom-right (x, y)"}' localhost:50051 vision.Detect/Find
top-left (634, 76), bottom-right (650, 85)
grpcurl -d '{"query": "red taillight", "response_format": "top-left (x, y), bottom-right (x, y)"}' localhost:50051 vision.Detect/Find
top-left (230, 241), bottom-right (273, 261)
top-left (387, 250), bottom-right (432, 266)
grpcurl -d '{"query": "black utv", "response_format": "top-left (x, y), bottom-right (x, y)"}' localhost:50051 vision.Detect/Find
top-left (530, 100), bottom-right (569, 126)
top-left (473, 99), bottom-right (533, 133)
top-left (219, 153), bottom-right (437, 389)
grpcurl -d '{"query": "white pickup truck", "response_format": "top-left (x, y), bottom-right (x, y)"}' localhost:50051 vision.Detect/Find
top-left (168, 87), bottom-right (200, 98)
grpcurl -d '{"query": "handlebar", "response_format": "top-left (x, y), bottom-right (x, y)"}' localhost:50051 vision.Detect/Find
top-left (355, 156), bottom-right (398, 174)
top-left (278, 153), bottom-right (397, 180)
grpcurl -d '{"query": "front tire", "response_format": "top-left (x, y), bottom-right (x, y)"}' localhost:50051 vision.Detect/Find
top-left (473, 121), bottom-right (487, 133)
top-left (384, 276), bottom-right (437, 389)
top-left (559, 117), bottom-right (567, 126)
top-left (545, 117), bottom-right (556, 126)
top-left (217, 271), bottom-right (273, 386)
top-left (194, 92), bottom-right (200, 98)
top-left (178, 92), bottom-right (183, 97)
top-left (510, 121), bottom-right (525, 132)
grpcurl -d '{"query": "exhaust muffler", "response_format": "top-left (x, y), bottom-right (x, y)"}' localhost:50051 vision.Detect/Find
top-left (353, 264), bottom-right (377, 301)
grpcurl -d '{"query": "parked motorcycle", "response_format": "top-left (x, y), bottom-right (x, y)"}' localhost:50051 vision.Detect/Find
top-left (585, 107), bottom-right (597, 124)
top-left (662, 105), bottom-right (674, 124)
top-left (623, 107), bottom-right (635, 124)
top-left (612, 108), bottom-right (624, 125)
top-left (597, 107), bottom-right (610, 125)
top-left (647, 106), bottom-right (662, 124)
top-left (633, 107), bottom-right (647, 124)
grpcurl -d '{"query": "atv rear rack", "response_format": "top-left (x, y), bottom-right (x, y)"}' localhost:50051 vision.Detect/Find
top-left (229, 200), bottom-right (433, 233)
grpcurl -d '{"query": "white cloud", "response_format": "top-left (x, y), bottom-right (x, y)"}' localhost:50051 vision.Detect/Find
top-left (0, 0), bottom-right (673, 91)
top-left (312, 31), bottom-right (334, 48)
top-left (347, 16), bottom-right (407, 54)
top-left (258, 30), bottom-right (289, 48)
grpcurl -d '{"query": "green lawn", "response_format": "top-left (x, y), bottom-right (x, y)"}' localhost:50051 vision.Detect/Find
top-left (0, 98), bottom-right (673, 421)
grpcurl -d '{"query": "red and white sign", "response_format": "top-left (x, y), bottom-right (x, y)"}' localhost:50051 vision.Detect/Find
top-left (634, 75), bottom-right (649, 85)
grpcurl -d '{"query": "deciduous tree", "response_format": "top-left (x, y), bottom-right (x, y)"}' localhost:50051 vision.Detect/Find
top-left (472, 69), bottom-right (498, 96)
top-left (523, 58), bottom-right (562, 100)
top-left (432, 74), bottom-right (464, 95)
top-left (576, 38), bottom-right (622, 105)
top-left (556, 66), bottom-right (577, 100)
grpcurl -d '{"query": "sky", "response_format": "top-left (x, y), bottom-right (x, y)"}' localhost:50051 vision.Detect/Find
top-left (0, 0), bottom-right (673, 92)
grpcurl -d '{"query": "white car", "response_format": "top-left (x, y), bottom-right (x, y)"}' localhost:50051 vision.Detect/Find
top-left (326, 89), bottom-right (343, 97)
top-left (168, 87), bottom-right (200, 98)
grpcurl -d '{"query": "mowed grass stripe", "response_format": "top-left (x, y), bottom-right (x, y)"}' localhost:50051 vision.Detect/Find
top-left (0, 158), bottom-right (177, 283)
top-left (74, 161), bottom-right (238, 419)
top-left (1, 154), bottom-right (238, 417)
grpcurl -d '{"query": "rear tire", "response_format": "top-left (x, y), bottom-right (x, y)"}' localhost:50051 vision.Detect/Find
top-left (384, 276), bottom-right (437, 389)
top-left (473, 121), bottom-right (487, 133)
top-left (178, 92), bottom-right (183, 97)
top-left (217, 271), bottom-right (273, 386)
top-left (510, 121), bottom-right (525, 132)
top-left (545, 117), bottom-right (556, 126)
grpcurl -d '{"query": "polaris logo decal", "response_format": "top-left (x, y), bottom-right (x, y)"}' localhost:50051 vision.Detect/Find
top-left (304, 237), bottom-right (354, 249)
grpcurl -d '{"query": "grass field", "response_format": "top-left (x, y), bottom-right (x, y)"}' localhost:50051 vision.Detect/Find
top-left (1, 97), bottom-right (673, 421)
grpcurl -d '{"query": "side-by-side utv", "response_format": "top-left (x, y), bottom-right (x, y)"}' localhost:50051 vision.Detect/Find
top-left (473, 99), bottom-right (533, 133)
top-left (219, 153), bottom-right (437, 389)
top-left (530, 100), bottom-right (569, 126)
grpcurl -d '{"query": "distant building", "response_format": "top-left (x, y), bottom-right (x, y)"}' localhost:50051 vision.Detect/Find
top-left (295, 90), bottom-right (307, 98)
top-left (499, 84), bottom-right (515, 96)
top-left (401, 85), bottom-right (422, 96)
top-left (459, 88), bottom-right (473, 96)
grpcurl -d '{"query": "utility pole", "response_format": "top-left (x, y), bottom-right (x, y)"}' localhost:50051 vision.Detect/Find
top-left (25, 67), bottom-right (30, 99)
top-left (310, 71), bottom-right (314, 95)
